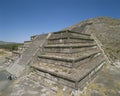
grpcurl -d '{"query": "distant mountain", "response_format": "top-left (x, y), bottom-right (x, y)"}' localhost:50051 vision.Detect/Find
top-left (63, 17), bottom-right (120, 61)
top-left (0, 41), bottom-right (17, 45)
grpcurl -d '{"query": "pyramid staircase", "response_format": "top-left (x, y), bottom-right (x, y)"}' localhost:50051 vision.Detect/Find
top-left (7, 34), bottom-right (51, 77)
top-left (31, 30), bottom-right (106, 90)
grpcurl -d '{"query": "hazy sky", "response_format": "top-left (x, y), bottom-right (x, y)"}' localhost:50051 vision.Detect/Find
top-left (0, 0), bottom-right (120, 42)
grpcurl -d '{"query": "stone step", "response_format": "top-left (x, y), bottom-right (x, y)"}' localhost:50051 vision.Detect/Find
top-left (49, 35), bottom-right (93, 41)
top-left (49, 30), bottom-right (92, 41)
top-left (53, 30), bottom-right (91, 36)
top-left (43, 46), bottom-right (97, 53)
top-left (44, 43), bottom-right (96, 48)
top-left (68, 30), bottom-right (90, 36)
top-left (42, 47), bottom-right (99, 58)
top-left (24, 40), bottom-right (32, 44)
top-left (31, 54), bottom-right (106, 89)
top-left (27, 72), bottom-right (60, 93)
top-left (47, 38), bottom-right (94, 45)
top-left (38, 50), bottom-right (101, 68)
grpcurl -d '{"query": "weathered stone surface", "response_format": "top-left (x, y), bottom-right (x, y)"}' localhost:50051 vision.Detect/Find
top-left (7, 34), bottom-right (51, 77)
top-left (6, 30), bottom-right (106, 91)
top-left (30, 30), bottom-right (106, 90)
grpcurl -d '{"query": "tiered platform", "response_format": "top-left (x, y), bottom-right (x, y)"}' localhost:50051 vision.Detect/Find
top-left (31, 30), bottom-right (106, 90)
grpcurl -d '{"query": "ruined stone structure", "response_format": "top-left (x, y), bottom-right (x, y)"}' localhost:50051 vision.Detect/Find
top-left (6, 30), bottom-right (106, 90)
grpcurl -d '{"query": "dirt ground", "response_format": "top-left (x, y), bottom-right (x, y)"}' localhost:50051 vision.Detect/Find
top-left (81, 64), bottom-right (120, 96)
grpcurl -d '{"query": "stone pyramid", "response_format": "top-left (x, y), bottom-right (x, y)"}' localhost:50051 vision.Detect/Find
top-left (30, 30), bottom-right (106, 90)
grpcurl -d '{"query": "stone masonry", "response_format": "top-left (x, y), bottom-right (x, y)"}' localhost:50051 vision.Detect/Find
top-left (6, 30), bottom-right (106, 90)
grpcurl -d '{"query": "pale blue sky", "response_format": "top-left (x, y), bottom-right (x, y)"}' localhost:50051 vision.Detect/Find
top-left (0, 0), bottom-right (120, 42)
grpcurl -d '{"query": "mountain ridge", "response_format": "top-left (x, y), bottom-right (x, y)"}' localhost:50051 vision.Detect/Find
top-left (0, 41), bottom-right (17, 45)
